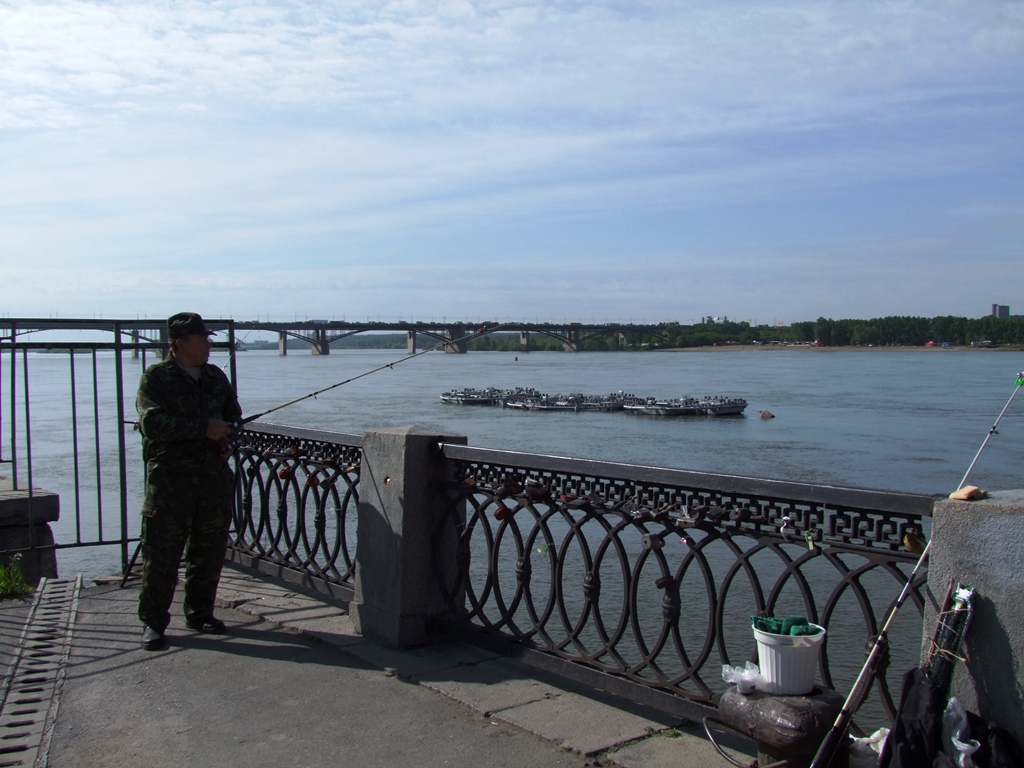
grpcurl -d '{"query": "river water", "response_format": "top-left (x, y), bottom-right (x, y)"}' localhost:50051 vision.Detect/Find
top-left (8, 346), bottom-right (1024, 579)
top-left (235, 346), bottom-right (1024, 494)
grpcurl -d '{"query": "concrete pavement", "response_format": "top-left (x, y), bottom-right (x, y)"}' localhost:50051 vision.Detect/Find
top-left (1, 564), bottom-right (753, 767)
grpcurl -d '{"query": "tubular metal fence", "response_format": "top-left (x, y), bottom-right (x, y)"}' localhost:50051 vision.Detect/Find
top-left (0, 319), bottom-right (224, 567)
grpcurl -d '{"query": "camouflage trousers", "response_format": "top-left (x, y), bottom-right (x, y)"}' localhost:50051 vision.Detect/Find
top-left (138, 460), bottom-right (234, 631)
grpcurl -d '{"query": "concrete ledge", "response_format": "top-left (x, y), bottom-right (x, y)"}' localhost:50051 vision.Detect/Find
top-left (926, 491), bottom-right (1024, 748)
top-left (0, 480), bottom-right (59, 585)
top-left (0, 485), bottom-right (60, 525)
top-left (0, 525), bottom-right (57, 585)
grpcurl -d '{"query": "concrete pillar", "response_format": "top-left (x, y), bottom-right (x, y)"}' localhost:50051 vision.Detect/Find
top-left (349, 427), bottom-right (467, 647)
top-left (444, 325), bottom-right (467, 354)
top-left (311, 328), bottom-right (330, 355)
top-left (278, 331), bottom-right (288, 356)
top-left (520, 331), bottom-right (529, 350)
top-left (0, 481), bottom-right (59, 586)
top-left (562, 326), bottom-right (580, 352)
top-left (131, 329), bottom-right (140, 359)
top-left (407, 330), bottom-right (417, 354)
top-left (923, 491), bottom-right (1024, 747)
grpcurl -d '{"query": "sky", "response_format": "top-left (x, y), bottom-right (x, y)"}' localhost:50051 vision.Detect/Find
top-left (2, 0), bottom-right (1023, 326)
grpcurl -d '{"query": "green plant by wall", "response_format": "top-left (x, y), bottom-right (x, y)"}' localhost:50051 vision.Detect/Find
top-left (0, 554), bottom-right (33, 598)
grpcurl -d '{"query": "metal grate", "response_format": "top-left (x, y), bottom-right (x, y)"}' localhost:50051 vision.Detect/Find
top-left (0, 577), bottom-right (80, 768)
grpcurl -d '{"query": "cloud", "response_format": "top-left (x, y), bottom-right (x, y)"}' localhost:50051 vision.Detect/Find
top-left (1, 1), bottom-right (1023, 321)
top-left (3, 1), bottom-right (1021, 131)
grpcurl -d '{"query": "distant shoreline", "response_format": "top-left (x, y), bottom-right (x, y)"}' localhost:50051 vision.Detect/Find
top-left (658, 345), bottom-right (1024, 352)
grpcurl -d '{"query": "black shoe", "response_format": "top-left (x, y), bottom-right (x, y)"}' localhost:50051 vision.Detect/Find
top-left (185, 615), bottom-right (226, 634)
top-left (141, 625), bottom-right (166, 651)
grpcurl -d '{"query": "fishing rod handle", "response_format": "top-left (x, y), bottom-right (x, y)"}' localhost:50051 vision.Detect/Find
top-left (809, 723), bottom-right (851, 768)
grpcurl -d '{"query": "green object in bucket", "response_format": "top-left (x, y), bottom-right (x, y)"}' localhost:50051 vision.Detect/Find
top-left (751, 615), bottom-right (823, 636)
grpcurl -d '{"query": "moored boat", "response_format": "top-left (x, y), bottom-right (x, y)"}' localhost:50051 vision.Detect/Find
top-left (701, 396), bottom-right (748, 416)
top-left (440, 387), bottom-right (504, 405)
top-left (624, 397), bottom-right (703, 416)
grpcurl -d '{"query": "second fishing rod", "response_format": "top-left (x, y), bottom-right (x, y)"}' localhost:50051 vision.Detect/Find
top-left (807, 370), bottom-right (1024, 768)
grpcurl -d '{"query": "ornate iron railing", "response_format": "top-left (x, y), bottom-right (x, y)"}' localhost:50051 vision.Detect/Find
top-left (434, 443), bottom-right (937, 728)
top-left (230, 423), bottom-right (362, 596)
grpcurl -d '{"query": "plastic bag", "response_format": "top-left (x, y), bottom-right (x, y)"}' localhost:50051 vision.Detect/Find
top-left (722, 661), bottom-right (765, 694)
top-left (942, 698), bottom-right (981, 768)
top-left (850, 727), bottom-right (890, 768)
top-left (750, 615), bottom-right (823, 636)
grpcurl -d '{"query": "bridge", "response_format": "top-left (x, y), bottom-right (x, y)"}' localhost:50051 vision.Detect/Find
top-left (231, 320), bottom-right (674, 355)
top-left (1, 318), bottom-right (674, 354)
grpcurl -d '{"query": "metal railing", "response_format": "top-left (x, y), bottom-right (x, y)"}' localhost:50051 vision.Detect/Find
top-left (432, 443), bottom-right (936, 727)
top-left (228, 423), bottom-right (361, 601)
top-left (0, 319), bottom-right (236, 570)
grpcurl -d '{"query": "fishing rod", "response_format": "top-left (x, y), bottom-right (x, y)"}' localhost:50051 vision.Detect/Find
top-left (233, 322), bottom-right (511, 429)
top-left (119, 321), bottom-right (512, 588)
top-left (808, 371), bottom-right (1024, 768)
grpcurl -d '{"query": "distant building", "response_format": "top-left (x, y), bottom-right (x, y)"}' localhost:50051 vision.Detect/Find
top-left (992, 304), bottom-right (1010, 318)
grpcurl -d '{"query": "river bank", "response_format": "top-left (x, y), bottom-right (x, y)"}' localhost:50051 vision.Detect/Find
top-left (659, 344), bottom-right (1024, 351)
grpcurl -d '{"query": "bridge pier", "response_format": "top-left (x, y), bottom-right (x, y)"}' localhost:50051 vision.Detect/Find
top-left (520, 331), bottom-right (529, 351)
top-left (311, 328), bottom-right (330, 355)
top-left (278, 332), bottom-right (288, 356)
top-left (444, 325), bottom-right (467, 354)
top-left (562, 326), bottom-right (581, 352)
top-left (407, 331), bottom-right (417, 354)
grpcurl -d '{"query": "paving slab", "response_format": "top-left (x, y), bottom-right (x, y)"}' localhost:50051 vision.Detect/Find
top-left (492, 689), bottom-right (676, 756)
top-left (207, 565), bottom-right (745, 766)
top-left (413, 655), bottom-right (566, 715)
top-left (343, 638), bottom-right (503, 679)
top-left (44, 583), bottom-right (590, 768)
top-left (606, 722), bottom-right (755, 768)
top-left (2, 565), bottom-right (752, 767)
top-left (210, 570), bottom-right (364, 645)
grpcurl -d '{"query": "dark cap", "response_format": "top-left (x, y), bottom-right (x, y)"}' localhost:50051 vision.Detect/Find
top-left (167, 312), bottom-right (216, 339)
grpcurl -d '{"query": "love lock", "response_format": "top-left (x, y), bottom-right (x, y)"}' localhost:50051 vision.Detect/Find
top-left (641, 533), bottom-right (664, 551)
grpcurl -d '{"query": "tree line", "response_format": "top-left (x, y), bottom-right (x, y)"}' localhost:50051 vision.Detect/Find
top-left (675, 315), bottom-right (1024, 348)
top-left (472, 316), bottom-right (1024, 350)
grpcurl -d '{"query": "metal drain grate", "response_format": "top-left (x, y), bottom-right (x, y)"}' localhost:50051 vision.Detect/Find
top-left (0, 577), bottom-right (81, 768)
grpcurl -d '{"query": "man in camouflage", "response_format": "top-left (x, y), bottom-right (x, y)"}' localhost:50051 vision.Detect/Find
top-left (136, 312), bottom-right (242, 651)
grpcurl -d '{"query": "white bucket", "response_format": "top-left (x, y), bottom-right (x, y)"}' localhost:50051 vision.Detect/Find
top-left (753, 624), bottom-right (826, 695)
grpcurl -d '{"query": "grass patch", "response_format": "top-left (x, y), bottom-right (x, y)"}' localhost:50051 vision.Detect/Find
top-left (0, 555), bottom-right (33, 598)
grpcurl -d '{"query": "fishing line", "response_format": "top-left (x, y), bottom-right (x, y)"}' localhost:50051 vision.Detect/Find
top-left (956, 370), bottom-right (1024, 490)
top-left (119, 322), bottom-right (510, 587)
top-left (235, 323), bottom-right (510, 428)
top-left (809, 371), bottom-right (1024, 768)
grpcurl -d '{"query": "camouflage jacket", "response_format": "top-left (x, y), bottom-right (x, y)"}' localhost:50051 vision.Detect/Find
top-left (136, 359), bottom-right (242, 472)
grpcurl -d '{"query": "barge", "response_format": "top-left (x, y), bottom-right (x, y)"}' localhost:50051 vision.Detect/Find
top-left (441, 388), bottom-right (747, 416)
